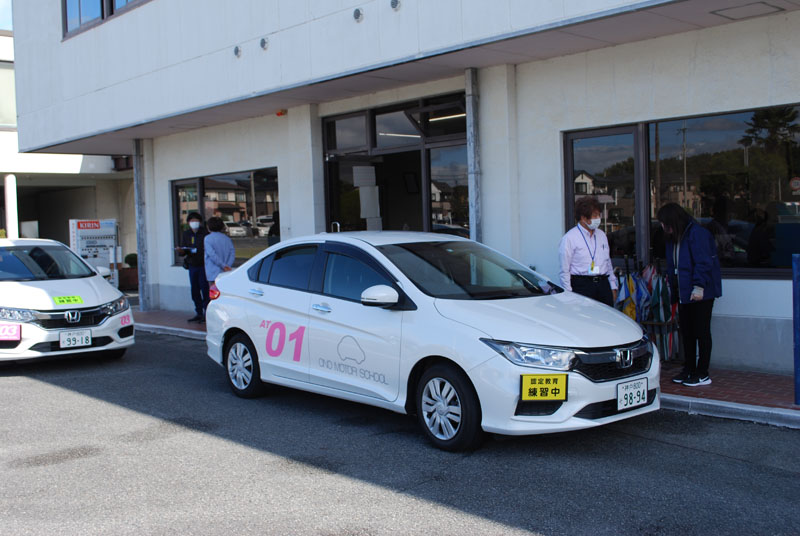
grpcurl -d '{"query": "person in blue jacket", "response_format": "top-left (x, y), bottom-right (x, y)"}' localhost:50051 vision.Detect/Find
top-left (657, 203), bottom-right (722, 387)
top-left (204, 217), bottom-right (236, 290)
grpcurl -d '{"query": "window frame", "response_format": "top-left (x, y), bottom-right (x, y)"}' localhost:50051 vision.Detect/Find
top-left (562, 104), bottom-right (800, 280)
top-left (61, 0), bottom-right (152, 39)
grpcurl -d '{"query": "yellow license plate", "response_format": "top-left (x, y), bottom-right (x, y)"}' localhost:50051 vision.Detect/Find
top-left (53, 296), bottom-right (84, 305)
top-left (520, 374), bottom-right (568, 401)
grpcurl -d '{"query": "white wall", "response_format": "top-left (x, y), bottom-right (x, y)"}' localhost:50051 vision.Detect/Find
top-left (12, 0), bottom-right (655, 152)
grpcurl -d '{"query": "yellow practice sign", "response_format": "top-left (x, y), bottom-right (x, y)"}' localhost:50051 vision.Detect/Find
top-left (53, 296), bottom-right (84, 305)
top-left (520, 374), bottom-right (568, 401)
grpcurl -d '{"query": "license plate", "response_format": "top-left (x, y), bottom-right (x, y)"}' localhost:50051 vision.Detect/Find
top-left (520, 374), bottom-right (568, 401)
top-left (617, 378), bottom-right (648, 410)
top-left (59, 330), bottom-right (92, 349)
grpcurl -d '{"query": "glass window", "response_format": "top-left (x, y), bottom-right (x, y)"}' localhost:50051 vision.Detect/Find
top-left (268, 246), bottom-right (317, 290)
top-left (649, 105), bottom-right (800, 269)
top-left (430, 145), bottom-right (469, 237)
top-left (0, 0), bottom-right (12, 31)
top-left (65, 0), bottom-right (81, 32)
top-left (571, 133), bottom-right (637, 259)
top-left (375, 111), bottom-right (421, 149)
top-left (326, 115), bottom-right (367, 152)
top-left (79, 0), bottom-right (102, 25)
top-left (323, 253), bottom-right (390, 301)
top-left (0, 62), bottom-right (16, 128)
top-left (378, 241), bottom-right (560, 300)
top-left (0, 245), bottom-right (95, 281)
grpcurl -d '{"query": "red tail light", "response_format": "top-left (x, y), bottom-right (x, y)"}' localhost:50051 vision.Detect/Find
top-left (209, 283), bottom-right (220, 300)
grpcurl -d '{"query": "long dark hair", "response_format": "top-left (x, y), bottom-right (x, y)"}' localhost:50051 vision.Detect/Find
top-left (656, 203), bottom-right (693, 242)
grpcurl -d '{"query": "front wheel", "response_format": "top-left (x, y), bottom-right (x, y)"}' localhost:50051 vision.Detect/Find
top-left (223, 333), bottom-right (264, 398)
top-left (416, 364), bottom-right (483, 451)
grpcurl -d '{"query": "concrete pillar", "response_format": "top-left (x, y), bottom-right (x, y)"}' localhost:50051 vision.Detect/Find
top-left (133, 140), bottom-right (152, 311)
top-left (4, 174), bottom-right (19, 239)
top-left (285, 104), bottom-right (325, 237)
top-left (465, 68), bottom-right (482, 243)
top-left (478, 65), bottom-right (520, 259)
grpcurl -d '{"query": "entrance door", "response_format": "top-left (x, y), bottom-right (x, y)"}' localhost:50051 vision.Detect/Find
top-left (564, 126), bottom-right (648, 263)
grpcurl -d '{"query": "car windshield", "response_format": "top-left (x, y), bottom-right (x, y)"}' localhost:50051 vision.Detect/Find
top-left (0, 245), bottom-right (96, 281)
top-left (377, 241), bottom-right (562, 300)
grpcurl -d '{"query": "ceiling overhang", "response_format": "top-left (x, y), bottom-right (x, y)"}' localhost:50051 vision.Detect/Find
top-left (30, 0), bottom-right (800, 155)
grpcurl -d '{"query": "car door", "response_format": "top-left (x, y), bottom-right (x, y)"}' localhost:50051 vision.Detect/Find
top-left (244, 244), bottom-right (319, 383)
top-left (306, 243), bottom-right (403, 401)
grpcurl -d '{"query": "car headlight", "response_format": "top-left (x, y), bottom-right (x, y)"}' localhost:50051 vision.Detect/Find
top-left (481, 339), bottom-right (577, 370)
top-left (0, 307), bottom-right (37, 323)
top-left (103, 297), bottom-right (129, 315)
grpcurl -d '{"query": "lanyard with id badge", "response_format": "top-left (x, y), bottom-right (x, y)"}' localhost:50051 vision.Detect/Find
top-left (579, 226), bottom-right (600, 275)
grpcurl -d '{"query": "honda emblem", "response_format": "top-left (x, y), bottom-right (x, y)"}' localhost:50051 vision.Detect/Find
top-left (65, 310), bottom-right (81, 324)
top-left (615, 349), bottom-right (633, 368)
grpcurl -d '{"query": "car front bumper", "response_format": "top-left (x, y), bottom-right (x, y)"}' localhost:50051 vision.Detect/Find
top-left (471, 348), bottom-right (661, 435)
top-left (0, 311), bottom-right (135, 361)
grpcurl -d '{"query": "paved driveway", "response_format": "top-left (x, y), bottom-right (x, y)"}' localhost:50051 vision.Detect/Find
top-left (1, 333), bottom-right (799, 535)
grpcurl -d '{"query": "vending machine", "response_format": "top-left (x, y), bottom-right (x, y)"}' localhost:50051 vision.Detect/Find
top-left (69, 219), bottom-right (119, 288)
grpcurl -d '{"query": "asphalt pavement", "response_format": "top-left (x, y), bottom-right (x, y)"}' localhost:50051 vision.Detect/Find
top-left (1, 333), bottom-right (799, 535)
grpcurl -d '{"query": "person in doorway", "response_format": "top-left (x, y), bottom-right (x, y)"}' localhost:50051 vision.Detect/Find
top-left (176, 212), bottom-right (209, 323)
top-left (658, 203), bottom-right (722, 387)
top-left (204, 217), bottom-right (236, 288)
top-left (559, 196), bottom-right (618, 306)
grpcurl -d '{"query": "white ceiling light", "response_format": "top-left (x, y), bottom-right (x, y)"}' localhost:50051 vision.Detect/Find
top-left (429, 113), bottom-right (466, 122)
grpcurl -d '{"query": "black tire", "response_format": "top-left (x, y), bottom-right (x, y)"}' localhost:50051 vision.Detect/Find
top-left (416, 363), bottom-right (483, 451)
top-left (223, 333), bottom-right (264, 398)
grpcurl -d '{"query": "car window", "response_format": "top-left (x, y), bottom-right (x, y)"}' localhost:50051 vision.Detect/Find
top-left (0, 245), bottom-right (95, 281)
top-left (268, 246), bottom-right (317, 290)
top-left (323, 253), bottom-right (391, 302)
top-left (377, 241), bottom-right (561, 300)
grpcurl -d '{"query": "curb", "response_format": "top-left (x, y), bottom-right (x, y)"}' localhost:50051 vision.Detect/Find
top-left (135, 323), bottom-right (207, 341)
top-left (661, 394), bottom-right (800, 429)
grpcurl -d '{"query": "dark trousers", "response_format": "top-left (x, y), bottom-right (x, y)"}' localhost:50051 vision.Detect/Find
top-left (571, 275), bottom-right (614, 306)
top-left (678, 299), bottom-right (714, 377)
top-left (188, 265), bottom-right (210, 316)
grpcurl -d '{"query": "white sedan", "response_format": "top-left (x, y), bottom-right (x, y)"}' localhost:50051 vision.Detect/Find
top-left (0, 239), bottom-right (135, 361)
top-left (206, 232), bottom-right (659, 451)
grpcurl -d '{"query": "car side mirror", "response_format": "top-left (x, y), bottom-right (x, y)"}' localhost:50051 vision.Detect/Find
top-left (95, 266), bottom-right (111, 277)
top-left (361, 284), bottom-right (399, 308)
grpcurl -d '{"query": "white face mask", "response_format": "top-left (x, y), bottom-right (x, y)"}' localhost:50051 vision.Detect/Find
top-left (587, 218), bottom-right (601, 230)
top-left (189, 221), bottom-right (201, 230)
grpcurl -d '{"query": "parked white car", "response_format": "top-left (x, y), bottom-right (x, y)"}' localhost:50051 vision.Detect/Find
top-left (0, 239), bottom-right (135, 361)
top-left (224, 221), bottom-right (249, 238)
top-left (206, 232), bottom-right (659, 450)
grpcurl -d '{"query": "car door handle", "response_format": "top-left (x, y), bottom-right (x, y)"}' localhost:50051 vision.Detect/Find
top-left (248, 288), bottom-right (264, 297)
top-left (312, 303), bottom-right (332, 314)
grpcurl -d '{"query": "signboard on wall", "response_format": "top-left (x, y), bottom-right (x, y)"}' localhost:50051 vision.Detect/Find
top-left (69, 219), bottom-right (119, 287)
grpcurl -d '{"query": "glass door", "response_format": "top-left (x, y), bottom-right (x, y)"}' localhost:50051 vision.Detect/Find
top-left (564, 126), bottom-right (648, 264)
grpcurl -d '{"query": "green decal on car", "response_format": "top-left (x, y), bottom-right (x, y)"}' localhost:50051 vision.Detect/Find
top-left (53, 296), bottom-right (84, 305)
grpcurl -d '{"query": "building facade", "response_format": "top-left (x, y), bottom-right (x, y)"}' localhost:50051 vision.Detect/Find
top-left (10, 0), bottom-right (800, 374)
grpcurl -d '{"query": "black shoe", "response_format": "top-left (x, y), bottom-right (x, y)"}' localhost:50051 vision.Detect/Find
top-left (188, 315), bottom-right (203, 323)
top-left (671, 371), bottom-right (691, 384)
top-left (683, 375), bottom-right (711, 387)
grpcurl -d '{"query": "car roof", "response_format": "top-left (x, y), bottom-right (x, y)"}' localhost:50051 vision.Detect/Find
top-left (0, 238), bottom-right (66, 248)
top-left (318, 231), bottom-right (470, 247)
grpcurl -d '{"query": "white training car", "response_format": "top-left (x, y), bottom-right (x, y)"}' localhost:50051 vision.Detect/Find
top-left (206, 232), bottom-right (659, 451)
top-left (0, 239), bottom-right (135, 361)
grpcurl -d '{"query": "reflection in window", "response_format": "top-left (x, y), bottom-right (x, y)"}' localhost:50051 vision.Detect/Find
top-left (430, 145), bottom-right (469, 237)
top-left (79, 0), bottom-right (102, 24)
top-left (64, 0), bottom-right (141, 34)
top-left (269, 246), bottom-right (317, 290)
top-left (0, 62), bottom-right (16, 128)
top-left (375, 111), bottom-right (421, 149)
top-left (572, 134), bottom-right (636, 258)
top-left (323, 253), bottom-right (389, 301)
top-left (649, 105), bottom-right (800, 269)
top-left (326, 116), bottom-right (367, 151)
top-left (172, 168), bottom-right (279, 264)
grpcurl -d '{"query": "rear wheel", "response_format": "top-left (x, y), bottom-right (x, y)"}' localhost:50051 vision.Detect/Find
top-left (223, 333), bottom-right (264, 398)
top-left (416, 364), bottom-right (483, 451)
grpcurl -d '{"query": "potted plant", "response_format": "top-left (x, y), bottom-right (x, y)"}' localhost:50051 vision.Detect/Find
top-left (118, 253), bottom-right (139, 290)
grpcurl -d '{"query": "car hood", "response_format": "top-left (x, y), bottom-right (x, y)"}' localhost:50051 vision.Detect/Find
top-left (434, 291), bottom-right (643, 348)
top-left (0, 276), bottom-right (121, 311)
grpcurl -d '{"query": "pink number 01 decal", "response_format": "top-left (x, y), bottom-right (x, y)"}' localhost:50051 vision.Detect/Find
top-left (265, 322), bottom-right (305, 362)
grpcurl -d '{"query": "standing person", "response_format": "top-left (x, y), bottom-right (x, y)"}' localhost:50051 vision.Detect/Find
top-left (176, 212), bottom-right (209, 323)
top-left (559, 196), bottom-right (618, 306)
top-left (658, 203), bottom-right (722, 387)
top-left (204, 217), bottom-right (236, 288)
